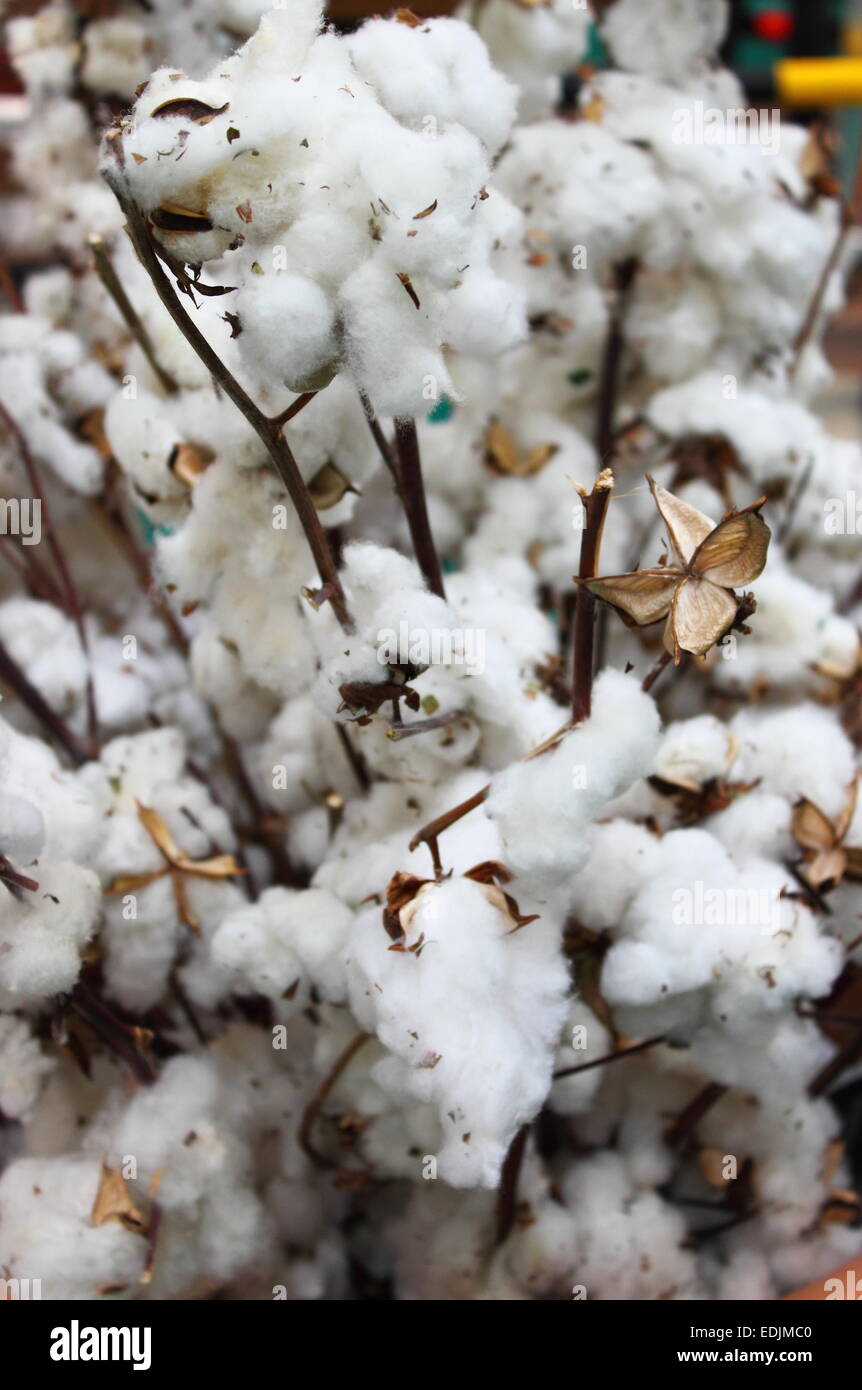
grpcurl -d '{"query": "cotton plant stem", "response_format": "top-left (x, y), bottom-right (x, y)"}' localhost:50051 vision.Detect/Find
top-left (666, 1081), bottom-right (728, 1151)
top-left (408, 719), bottom-right (574, 873)
top-left (89, 479), bottom-right (189, 656)
top-left (571, 468), bottom-right (614, 723)
top-left (595, 257), bottom-right (638, 463)
top-left (89, 234), bottom-right (179, 395)
top-left (641, 647), bottom-right (673, 693)
top-left (495, 1122), bottom-right (530, 1247)
top-left (0, 535), bottom-right (65, 605)
top-left (0, 635), bottom-right (88, 765)
top-left (393, 419), bottom-right (446, 599)
top-left (552, 1033), bottom-right (668, 1081)
top-left (298, 1030), bottom-right (372, 1168)
top-left (108, 183), bottom-right (352, 631)
top-left (359, 391), bottom-right (399, 479)
top-left (0, 398), bottom-right (99, 754)
top-left (0, 252), bottom-right (23, 314)
top-left (271, 391), bottom-right (318, 430)
top-left (790, 208), bottom-right (853, 379)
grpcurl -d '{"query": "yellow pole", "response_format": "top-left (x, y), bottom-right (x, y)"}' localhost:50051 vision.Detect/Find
top-left (776, 57), bottom-right (862, 108)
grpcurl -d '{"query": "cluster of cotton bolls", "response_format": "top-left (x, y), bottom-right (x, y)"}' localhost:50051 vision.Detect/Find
top-left (0, 0), bottom-right (860, 1304)
top-left (1, 0), bottom-right (271, 259)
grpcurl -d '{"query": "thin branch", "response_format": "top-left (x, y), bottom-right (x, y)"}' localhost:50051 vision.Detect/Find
top-left (790, 207), bottom-right (853, 379)
top-left (104, 179), bottom-right (352, 631)
top-left (359, 391), bottom-right (399, 479)
top-left (270, 391), bottom-right (318, 430)
top-left (0, 398), bottom-right (99, 754)
top-left (496, 1122), bottom-right (530, 1246)
top-left (89, 479), bottom-right (188, 656)
top-left (0, 635), bottom-right (88, 764)
top-left (553, 1033), bottom-right (667, 1081)
top-left (393, 419), bottom-right (446, 599)
top-left (667, 1081), bottom-right (727, 1151)
top-left (595, 258), bottom-right (638, 463)
top-left (386, 709), bottom-right (469, 741)
top-left (408, 719), bottom-right (574, 874)
top-left (89, 234), bottom-right (178, 395)
top-left (571, 469), bottom-right (614, 722)
top-left (298, 1030), bottom-right (372, 1168)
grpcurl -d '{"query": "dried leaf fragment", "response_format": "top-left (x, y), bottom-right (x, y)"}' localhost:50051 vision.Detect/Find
top-left (91, 1164), bottom-right (146, 1234)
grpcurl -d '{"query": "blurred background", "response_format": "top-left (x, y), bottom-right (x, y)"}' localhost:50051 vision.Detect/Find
top-left (1, 0), bottom-right (861, 430)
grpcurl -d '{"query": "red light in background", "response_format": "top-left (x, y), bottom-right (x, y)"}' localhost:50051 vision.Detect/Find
top-left (753, 10), bottom-right (795, 44)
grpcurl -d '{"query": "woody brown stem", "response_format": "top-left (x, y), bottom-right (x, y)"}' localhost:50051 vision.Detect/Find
top-left (667, 1081), bottom-right (727, 1151)
top-left (641, 647), bottom-right (673, 693)
top-left (89, 234), bottom-right (178, 395)
top-left (0, 635), bottom-right (88, 765)
top-left (571, 469), bottom-right (614, 723)
top-left (107, 182), bottom-right (351, 631)
top-left (0, 398), bottom-right (99, 754)
top-left (790, 208), bottom-right (853, 379)
top-left (553, 1033), bottom-right (667, 1080)
top-left (393, 418), bottom-right (446, 599)
top-left (496, 1122), bottom-right (530, 1246)
top-left (298, 1030), bottom-right (372, 1168)
top-left (408, 720), bottom-right (573, 874)
top-left (270, 391), bottom-right (318, 430)
top-left (595, 257), bottom-right (638, 463)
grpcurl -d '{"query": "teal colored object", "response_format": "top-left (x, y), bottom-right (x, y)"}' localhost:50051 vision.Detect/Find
top-left (568, 368), bottom-right (594, 388)
top-left (585, 22), bottom-right (609, 69)
top-left (427, 395), bottom-right (455, 424)
top-left (136, 508), bottom-right (174, 547)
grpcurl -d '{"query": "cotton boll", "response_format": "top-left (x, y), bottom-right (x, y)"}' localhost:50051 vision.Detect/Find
top-left (548, 1002), bottom-right (611, 1118)
top-left (103, 390), bottom-right (187, 508)
top-left (711, 558), bottom-right (860, 692)
top-left (348, 17), bottom-right (518, 157)
top-left (486, 669), bottom-right (661, 897)
top-left (212, 886), bottom-right (352, 1004)
top-left (0, 1155), bottom-right (146, 1300)
top-left (0, 792), bottom-right (46, 867)
top-left (235, 273), bottom-right (339, 393)
top-left (571, 821), bottom-right (664, 931)
top-left (471, 0), bottom-right (590, 121)
top-left (496, 121), bottom-right (665, 272)
top-left (0, 1017), bottom-right (55, 1121)
top-left (6, 12), bottom-right (77, 95)
top-left (0, 861), bottom-right (100, 1007)
top-left (729, 704), bottom-right (856, 819)
top-left (646, 373), bottom-right (823, 488)
top-left (706, 792), bottom-right (794, 865)
top-left (654, 715), bottom-right (737, 792)
top-left (80, 19), bottom-right (151, 99)
top-left (338, 255), bottom-right (452, 419)
top-left (625, 274), bottom-right (721, 383)
top-left (0, 599), bottom-right (86, 717)
top-left (443, 264), bottom-right (527, 360)
top-left (600, 0), bottom-right (730, 84)
top-left (345, 875), bottom-right (567, 1188)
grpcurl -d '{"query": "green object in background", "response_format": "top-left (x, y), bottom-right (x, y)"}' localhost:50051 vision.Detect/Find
top-left (584, 22), bottom-right (608, 69)
top-left (136, 508), bottom-right (174, 547)
top-left (427, 395), bottom-right (455, 424)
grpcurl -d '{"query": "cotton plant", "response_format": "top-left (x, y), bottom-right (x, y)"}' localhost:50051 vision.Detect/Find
top-left (0, 0), bottom-right (861, 1305)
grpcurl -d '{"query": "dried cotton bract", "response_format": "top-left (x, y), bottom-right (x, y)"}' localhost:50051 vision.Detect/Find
top-left (586, 476), bottom-right (770, 661)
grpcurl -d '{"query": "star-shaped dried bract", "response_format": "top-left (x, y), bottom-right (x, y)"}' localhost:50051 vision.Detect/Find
top-left (792, 778), bottom-right (862, 890)
top-left (105, 802), bottom-right (245, 933)
top-left (584, 475), bottom-right (771, 663)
